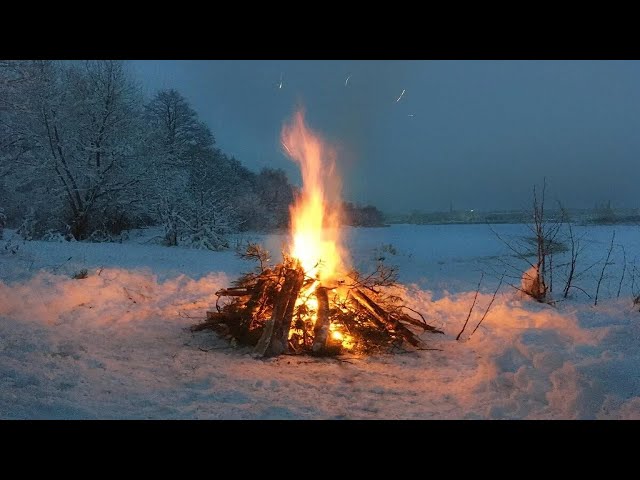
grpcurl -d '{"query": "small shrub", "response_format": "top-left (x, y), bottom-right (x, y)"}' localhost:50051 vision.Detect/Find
top-left (17, 212), bottom-right (38, 240)
top-left (3, 237), bottom-right (20, 255)
top-left (87, 230), bottom-right (112, 243)
top-left (42, 230), bottom-right (68, 243)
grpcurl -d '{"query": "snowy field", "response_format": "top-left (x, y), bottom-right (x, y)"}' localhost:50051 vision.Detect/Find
top-left (1, 224), bottom-right (639, 419)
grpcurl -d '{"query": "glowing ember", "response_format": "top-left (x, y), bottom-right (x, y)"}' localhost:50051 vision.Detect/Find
top-left (331, 331), bottom-right (344, 341)
top-left (281, 110), bottom-right (347, 283)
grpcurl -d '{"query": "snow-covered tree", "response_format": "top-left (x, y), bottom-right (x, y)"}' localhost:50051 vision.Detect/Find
top-left (1, 62), bottom-right (299, 246)
top-left (144, 89), bottom-right (242, 249)
top-left (144, 89), bottom-right (209, 245)
top-left (1, 60), bottom-right (146, 239)
top-left (0, 206), bottom-right (5, 239)
top-left (184, 148), bottom-right (243, 249)
top-left (0, 61), bottom-right (29, 180)
top-left (240, 167), bottom-right (293, 231)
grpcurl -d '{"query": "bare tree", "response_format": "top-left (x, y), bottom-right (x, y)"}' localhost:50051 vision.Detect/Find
top-left (490, 178), bottom-right (563, 302)
top-left (529, 179), bottom-right (565, 299)
top-left (144, 89), bottom-right (215, 245)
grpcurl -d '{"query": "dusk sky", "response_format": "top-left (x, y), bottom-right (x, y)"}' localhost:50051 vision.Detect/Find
top-left (130, 60), bottom-right (640, 213)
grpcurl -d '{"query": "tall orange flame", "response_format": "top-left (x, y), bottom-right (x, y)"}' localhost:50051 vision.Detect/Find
top-left (281, 110), bottom-right (346, 283)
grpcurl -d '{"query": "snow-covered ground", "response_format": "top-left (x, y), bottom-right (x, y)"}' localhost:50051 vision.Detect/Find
top-left (1, 224), bottom-right (639, 419)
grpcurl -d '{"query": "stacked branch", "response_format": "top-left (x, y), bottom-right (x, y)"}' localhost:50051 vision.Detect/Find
top-left (193, 247), bottom-right (443, 357)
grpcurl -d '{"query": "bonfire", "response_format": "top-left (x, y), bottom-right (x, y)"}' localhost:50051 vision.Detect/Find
top-left (193, 110), bottom-right (443, 356)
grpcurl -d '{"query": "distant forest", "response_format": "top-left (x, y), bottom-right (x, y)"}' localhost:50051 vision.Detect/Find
top-left (391, 203), bottom-right (640, 226)
top-left (0, 60), bottom-right (384, 248)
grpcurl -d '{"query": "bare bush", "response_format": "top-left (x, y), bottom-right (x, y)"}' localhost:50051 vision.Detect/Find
top-left (490, 179), bottom-right (563, 302)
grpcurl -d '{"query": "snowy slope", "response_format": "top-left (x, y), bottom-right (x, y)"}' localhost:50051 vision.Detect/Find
top-left (1, 224), bottom-right (639, 419)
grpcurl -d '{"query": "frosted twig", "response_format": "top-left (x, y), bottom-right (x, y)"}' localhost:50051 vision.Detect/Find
top-left (470, 273), bottom-right (504, 337)
top-left (567, 285), bottom-right (592, 299)
top-left (617, 244), bottom-right (626, 298)
top-left (456, 272), bottom-right (484, 341)
top-left (594, 230), bottom-right (616, 306)
top-left (487, 222), bottom-right (536, 269)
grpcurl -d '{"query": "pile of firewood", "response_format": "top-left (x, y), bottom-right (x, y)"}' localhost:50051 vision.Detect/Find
top-left (192, 245), bottom-right (443, 357)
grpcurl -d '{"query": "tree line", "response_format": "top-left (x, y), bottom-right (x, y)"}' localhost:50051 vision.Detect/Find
top-left (0, 60), bottom-right (301, 248)
top-left (0, 60), bottom-right (385, 248)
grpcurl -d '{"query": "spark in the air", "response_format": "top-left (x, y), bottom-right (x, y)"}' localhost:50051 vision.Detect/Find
top-left (278, 73), bottom-right (284, 89)
top-left (396, 89), bottom-right (406, 102)
top-left (345, 74), bottom-right (352, 86)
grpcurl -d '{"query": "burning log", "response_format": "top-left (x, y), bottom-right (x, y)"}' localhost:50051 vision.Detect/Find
top-left (349, 288), bottom-right (422, 347)
top-left (254, 264), bottom-right (305, 357)
top-left (192, 248), bottom-right (442, 357)
top-left (273, 266), bottom-right (305, 355)
top-left (253, 318), bottom-right (276, 357)
top-left (243, 276), bottom-right (270, 328)
top-left (312, 286), bottom-right (331, 353)
top-left (215, 287), bottom-right (251, 297)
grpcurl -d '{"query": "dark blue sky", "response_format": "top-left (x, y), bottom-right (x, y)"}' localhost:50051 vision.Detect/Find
top-left (130, 60), bottom-right (640, 213)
